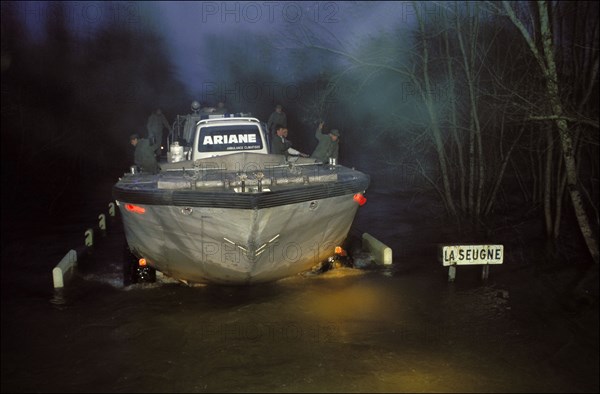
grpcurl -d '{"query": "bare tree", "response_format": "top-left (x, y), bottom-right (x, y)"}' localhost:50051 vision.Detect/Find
top-left (502, 0), bottom-right (599, 264)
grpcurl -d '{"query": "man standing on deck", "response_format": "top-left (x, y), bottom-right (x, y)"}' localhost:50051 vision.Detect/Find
top-left (310, 121), bottom-right (340, 163)
top-left (146, 108), bottom-right (172, 157)
top-left (271, 125), bottom-right (309, 158)
top-left (130, 134), bottom-right (160, 174)
top-left (267, 104), bottom-right (287, 139)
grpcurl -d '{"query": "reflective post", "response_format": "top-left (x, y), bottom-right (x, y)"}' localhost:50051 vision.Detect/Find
top-left (85, 228), bottom-right (94, 247)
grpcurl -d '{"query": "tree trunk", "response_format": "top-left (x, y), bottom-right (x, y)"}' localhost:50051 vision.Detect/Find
top-left (415, 3), bottom-right (458, 219)
top-left (537, 1), bottom-right (599, 263)
top-left (456, 7), bottom-right (484, 219)
top-left (484, 125), bottom-right (525, 216)
top-left (444, 30), bottom-right (467, 212)
top-left (504, 0), bottom-right (599, 264)
top-left (544, 124), bottom-right (554, 238)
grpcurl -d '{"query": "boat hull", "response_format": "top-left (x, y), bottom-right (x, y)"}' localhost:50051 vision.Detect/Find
top-left (114, 152), bottom-right (369, 284)
top-left (117, 194), bottom-right (359, 284)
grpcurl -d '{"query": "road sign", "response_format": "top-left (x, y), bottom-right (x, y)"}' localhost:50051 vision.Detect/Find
top-left (442, 244), bottom-right (503, 266)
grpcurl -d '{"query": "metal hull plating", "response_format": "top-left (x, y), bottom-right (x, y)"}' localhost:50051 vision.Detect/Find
top-left (117, 195), bottom-right (359, 284)
top-left (114, 152), bottom-right (369, 284)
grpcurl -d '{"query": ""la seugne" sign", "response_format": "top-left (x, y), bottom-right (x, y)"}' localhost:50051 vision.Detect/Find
top-left (441, 244), bottom-right (504, 266)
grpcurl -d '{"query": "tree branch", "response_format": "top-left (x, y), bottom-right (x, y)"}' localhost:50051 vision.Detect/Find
top-left (526, 115), bottom-right (599, 129)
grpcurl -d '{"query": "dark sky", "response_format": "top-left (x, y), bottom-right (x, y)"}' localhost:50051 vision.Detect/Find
top-left (13, 1), bottom-right (415, 94)
top-left (3, 1), bottom-right (598, 266)
top-left (155, 1), bottom-right (409, 89)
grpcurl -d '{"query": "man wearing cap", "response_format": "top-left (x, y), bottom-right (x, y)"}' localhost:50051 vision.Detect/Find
top-left (130, 134), bottom-right (160, 174)
top-left (310, 121), bottom-right (340, 163)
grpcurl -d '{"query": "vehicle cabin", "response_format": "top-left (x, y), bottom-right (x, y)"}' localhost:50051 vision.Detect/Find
top-left (168, 114), bottom-right (270, 162)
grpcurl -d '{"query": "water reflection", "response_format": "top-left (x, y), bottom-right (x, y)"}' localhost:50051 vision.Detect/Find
top-left (49, 288), bottom-right (66, 309)
top-left (2, 208), bottom-right (596, 393)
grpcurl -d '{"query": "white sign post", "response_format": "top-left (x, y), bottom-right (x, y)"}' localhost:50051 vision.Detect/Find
top-left (441, 244), bottom-right (503, 282)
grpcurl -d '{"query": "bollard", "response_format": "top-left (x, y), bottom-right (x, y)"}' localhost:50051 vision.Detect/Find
top-left (108, 202), bottom-right (116, 217)
top-left (52, 249), bottom-right (77, 288)
top-left (362, 233), bottom-right (392, 265)
top-left (98, 213), bottom-right (106, 231)
top-left (98, 213), bottom-right (107, 237)
top-left (85, 228), bottom-right (94, 247)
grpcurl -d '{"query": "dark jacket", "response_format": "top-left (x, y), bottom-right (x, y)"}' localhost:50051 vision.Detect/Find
top-left (134, 138), bottom-right (160, 174)
top-left (147, 112), bottom-right (171, 147)
top-left (310, 127), bottom-right (339, 162)
top-left (271, 135), bottom-right (292, 156)
top-left (267, 111), bottom-right (287, 134)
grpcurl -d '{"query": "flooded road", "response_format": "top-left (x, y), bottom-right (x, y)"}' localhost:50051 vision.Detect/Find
top-left (1, 183), bottom-right (598, 393)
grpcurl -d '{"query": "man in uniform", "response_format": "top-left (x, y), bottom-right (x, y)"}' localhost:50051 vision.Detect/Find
top-left (146, 108), bottom-right (172, 156)
top-left (310, 121), bottom-right (340, 163)
top-left (267, 104), bottom-right (287, 139)
top-left (130, 134), bottom-right (160, 174)
top-left (271, 125), bottom-right (308, 158)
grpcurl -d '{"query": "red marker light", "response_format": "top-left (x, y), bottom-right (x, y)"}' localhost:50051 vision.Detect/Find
top-left (125, 204), bottom-right (146, 214)
top-left (335, 246), bottom-right (347, 256)
top-left (138, 258), bottom-right (147, 267)
top-left (353, 193), bottom-right (367, 206)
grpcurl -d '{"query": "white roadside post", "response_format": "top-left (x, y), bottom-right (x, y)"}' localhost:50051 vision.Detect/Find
top-left (85, 228), bottom-right (94, 247)
top-left (362, 233), bottom-right (392, 265)
top-left (98, 213), bottom-right (107, 237)
top-left (52, 201), bottom-right (115, 290)
top-left (108, 202), bottom-right (116, 217)
top-left (52, 250), bottom-right (77, 288)
top-left (441, 244), bottom-right (504, 282)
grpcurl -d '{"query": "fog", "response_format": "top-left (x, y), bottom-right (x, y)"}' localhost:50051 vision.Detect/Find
top-left (1, 2), bottom-right (598, 392)
top-left (1, 0), bottom-right (598, 267)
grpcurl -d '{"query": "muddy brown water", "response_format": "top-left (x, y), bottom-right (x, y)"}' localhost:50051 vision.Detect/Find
top-left (1, 182), bottom-right (598, 393)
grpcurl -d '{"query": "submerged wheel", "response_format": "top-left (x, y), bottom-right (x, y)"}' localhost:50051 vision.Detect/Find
top-left (135, 263), bottom-right (156, 284)
top-left (122, 244), bottom-right (156, 285)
